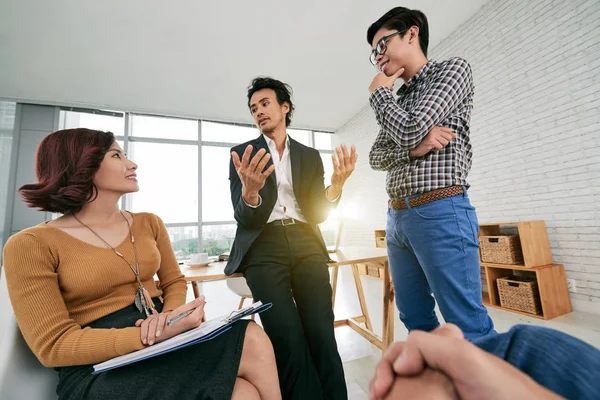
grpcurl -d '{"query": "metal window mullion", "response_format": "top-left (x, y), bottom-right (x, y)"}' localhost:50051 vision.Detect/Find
top-left (2, 103), bottom-right (23, 251)
top-left (127, 136), bottom-right (198, 146)
top-left (121, 113), bottom-right (130, 211)
top-left (198, 120), bottom-right (203, 253)
top-left (201, 140), bottom-right (241, 148)
top-left (201, 220), bottom-right (236, 226)
top-left (129, 112), bottom-right (196, 122)
top-left (309, 130), bottom-right (315, 148)
top-left (60, 106), bottom-right (124, 118)
top-left (164, 222), bottom-right (201, 228)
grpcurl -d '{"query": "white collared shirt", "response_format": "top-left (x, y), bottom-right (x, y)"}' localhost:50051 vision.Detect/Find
top-left (244, 134), bottom-right (307, 223)
top-left (263, 134), bottom-right (307, 223)
top-left (244, 134), bottom-right (340, 222)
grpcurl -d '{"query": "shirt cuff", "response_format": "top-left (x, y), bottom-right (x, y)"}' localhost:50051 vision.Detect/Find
top-left (243, 194), bottom-right (262, 208)
top-left (399, 149), bottom-right (411, 164)
top-left (369, 86), bottom-right (395, 111)
top-left (325, 186), bottom-right (342, 202)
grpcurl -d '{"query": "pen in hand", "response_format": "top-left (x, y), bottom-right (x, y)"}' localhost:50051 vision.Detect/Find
top-left (167, 309), bottom-right (195, 326)
top-left (167, 298), bottom-right (206, 327)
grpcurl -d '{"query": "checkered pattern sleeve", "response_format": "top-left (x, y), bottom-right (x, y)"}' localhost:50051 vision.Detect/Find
top-left (369, 128), bottom-right (411, 171)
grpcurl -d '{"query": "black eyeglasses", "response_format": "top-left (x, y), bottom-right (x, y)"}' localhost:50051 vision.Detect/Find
top-left (369, 30), bottom-right (407, 66)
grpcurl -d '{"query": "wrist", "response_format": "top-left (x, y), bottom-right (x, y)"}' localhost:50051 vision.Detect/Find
top-left (409, 148), bottom-right (425, 159)
top-left (330, 183), bottom-right (343, 192)
top-left (242, 190), bottom-right (260, 206)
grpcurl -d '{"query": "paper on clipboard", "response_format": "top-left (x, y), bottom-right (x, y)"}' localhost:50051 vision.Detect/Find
top-left (92, 301), bottom-right (272, 374)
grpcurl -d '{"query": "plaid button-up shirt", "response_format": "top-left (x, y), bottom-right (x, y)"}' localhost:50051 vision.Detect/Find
top-left (369, 57), bottom-right (475, 199)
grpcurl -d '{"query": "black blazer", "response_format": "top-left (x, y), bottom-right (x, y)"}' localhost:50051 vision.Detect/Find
top-left (225, 135), bottom-right (339, 275)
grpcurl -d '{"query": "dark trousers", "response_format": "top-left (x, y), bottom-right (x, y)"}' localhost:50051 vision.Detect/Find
top-left (240, 222), bottom-right (347, 400)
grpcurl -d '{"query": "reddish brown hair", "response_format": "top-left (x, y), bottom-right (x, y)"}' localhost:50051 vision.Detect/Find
top-left (20, 128), bottom-right (115, 214)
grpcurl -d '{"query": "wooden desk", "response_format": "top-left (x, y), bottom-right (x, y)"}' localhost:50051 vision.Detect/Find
top-left (328, 246), bottom-right (393, 351)
top-left (181, 262), bottom-right (242, 298)
top-left (181, 246), bottom-right (394, 351)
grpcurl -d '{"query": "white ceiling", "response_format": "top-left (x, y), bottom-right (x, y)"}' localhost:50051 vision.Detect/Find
top-left (0, 0), bottom-right (490, 131)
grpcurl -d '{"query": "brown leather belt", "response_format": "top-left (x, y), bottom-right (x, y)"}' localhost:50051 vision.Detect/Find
top-left (390, 186), bottom-right (464, 210)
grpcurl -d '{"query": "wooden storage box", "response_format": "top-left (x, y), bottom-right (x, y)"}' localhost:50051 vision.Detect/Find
top-left (367, 265), bottom-right (381, 278)
top-left (357, 263), bottom-right (383, 279)
top-left (374, 230), bottom-right (386, 248)
top-left (357, 264), bottom-right (367, 275)
top-left (497, 276), bottom-right (541, 315)
top-left (480, 235), bottom-right (523, 265)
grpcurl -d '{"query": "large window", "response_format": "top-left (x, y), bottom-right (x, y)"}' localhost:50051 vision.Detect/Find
top-left (201, 121), bottom-right (258, 144)
top-left (59, 110), bottom-right (336, 259)
top-left (287, 129), bottom-right (311, 146)
top-left (168, 226), bottom-right (200, 259)
top-left (202, 146), bottom-right (234, 222)
top-left (60, 110), bottom-right (124, 135)
top-left (202, 224), bottom-right (236, 256)
top-left (131, 115), bottom-right (198, 141)
top-left (128, 142), bottom-right (198, 223)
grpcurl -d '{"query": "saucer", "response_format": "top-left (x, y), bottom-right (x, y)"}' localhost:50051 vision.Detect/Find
top-left (184, 260), bottom-right (213, 269)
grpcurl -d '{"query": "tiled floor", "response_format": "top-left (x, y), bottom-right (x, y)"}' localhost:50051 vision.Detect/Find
top-left (189, 266), bottom-right (600, 400)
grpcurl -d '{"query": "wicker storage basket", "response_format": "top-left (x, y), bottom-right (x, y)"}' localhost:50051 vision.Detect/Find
top-left (480, 235), bottom-right (524, 265)
top-left (497, 276), bottom-right (542, 315)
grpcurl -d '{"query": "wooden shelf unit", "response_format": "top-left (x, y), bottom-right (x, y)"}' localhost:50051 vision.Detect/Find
top-left (357, 230), bottom-right (387, 278)
top-left (479, 221), bottom-right (572, 320)
top-left (479, 221), bottom-right (553, 268)
top-left (370, 222), bottom-right (572, 320)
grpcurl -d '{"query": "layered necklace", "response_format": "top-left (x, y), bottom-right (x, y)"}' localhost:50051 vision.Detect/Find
top-left (72, 211), bottom-right (157, 316)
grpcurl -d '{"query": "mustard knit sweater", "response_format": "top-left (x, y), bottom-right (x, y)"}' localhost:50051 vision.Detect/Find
top-left (2, 212), bottom-right (188, 367)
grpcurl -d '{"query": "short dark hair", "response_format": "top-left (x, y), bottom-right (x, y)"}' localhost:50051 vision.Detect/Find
top-left (367, 7), bottom-right (429, 57)
top-left (19, 128), bottom-right (115, 214)
top-left (247, 77), bottom-right (295, 127)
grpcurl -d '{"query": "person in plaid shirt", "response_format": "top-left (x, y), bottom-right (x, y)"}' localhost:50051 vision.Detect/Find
top-left (366, 7), bottom-right (495, 340)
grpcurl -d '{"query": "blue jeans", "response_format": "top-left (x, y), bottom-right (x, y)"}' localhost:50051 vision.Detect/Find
top-left (474, 324), bottom-right (600, 399)
top-left (386, 189), bottom-right (495, 340)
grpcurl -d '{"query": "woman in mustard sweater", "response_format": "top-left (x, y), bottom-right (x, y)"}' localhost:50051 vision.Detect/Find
top-left (2, 128), bottom-right (281, 400)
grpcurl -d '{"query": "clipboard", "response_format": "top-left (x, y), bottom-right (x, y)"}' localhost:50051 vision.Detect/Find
top-left (92, 301), bottom-right (272, 374)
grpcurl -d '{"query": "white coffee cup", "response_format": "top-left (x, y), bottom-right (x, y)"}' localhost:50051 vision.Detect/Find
top-left (190, 253), bottom-right (209, 263)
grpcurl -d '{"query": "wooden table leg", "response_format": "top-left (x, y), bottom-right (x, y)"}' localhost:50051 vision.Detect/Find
top-left (191, 281), bottom-right (200, 299)
top-left (351, 263), bottom-right (373, 331)
top-left (382, 261), bottom-right (395, 351)
top-left (331, 266), bottom-right (339, 309)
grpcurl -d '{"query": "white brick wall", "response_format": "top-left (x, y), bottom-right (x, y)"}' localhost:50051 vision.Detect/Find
top-left (334, 0), bottom-right (600, 309)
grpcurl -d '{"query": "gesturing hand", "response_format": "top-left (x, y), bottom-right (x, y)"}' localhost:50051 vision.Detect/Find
top-left (232, 145), bottom-right (276, 206)
top-left (331, 144), bottom-right (358, 189)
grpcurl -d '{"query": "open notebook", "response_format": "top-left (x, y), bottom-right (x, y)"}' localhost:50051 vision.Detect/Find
top-left (93, 301), bottom-right (272, 374)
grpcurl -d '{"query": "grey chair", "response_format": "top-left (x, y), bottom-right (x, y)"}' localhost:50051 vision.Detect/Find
top-left (0, 267), bottom-right (59, 400)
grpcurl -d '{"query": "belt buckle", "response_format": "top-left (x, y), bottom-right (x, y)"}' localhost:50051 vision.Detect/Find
top-left (281, 218), bottom-right (296, 226)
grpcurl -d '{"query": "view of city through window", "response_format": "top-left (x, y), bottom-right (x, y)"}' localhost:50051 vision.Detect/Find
top-left (60, 110), bottom-right (336, 260)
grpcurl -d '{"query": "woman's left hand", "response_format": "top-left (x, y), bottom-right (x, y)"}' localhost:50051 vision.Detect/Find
top-left (135, 311), bottom-right (170, 346)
